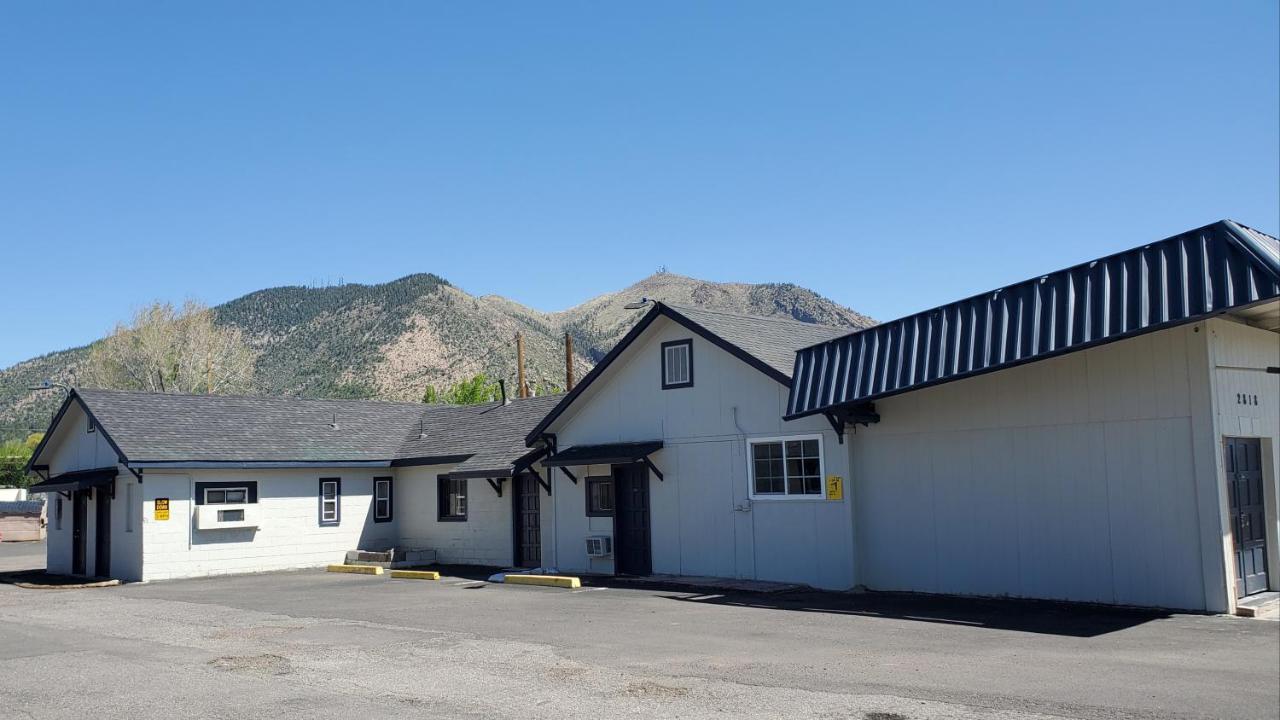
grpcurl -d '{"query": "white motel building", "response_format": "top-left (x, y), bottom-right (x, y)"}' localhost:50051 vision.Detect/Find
top-left (27, 220), bottom-right (1279, 615)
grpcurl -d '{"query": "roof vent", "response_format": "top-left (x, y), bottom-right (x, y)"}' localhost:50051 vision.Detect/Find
top-left (418, 418), bottom-right (428, 440)
top-left (328, 412), bottom-right (339, 431)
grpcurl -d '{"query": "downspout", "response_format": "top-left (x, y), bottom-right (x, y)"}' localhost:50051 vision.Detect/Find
top-left (731, 407), bottom-right (755, 580)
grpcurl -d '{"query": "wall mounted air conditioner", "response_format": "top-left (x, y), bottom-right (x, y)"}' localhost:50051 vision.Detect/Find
top-left (585, 535), bottom-right (612, 557)
top-left (194, 504), bottom-right (260, 530)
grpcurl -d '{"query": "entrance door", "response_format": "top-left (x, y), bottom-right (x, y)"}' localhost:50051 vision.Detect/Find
top-left (1226, 437), bottom-right (1269, 598)
top-left (513, 474), bottom-right (541, 569)
top-left (613, 464), bottom-right (651, 576)
top-left (94, 485), bottom-right (112, 578)
top-left (71, 490), bottom-right (88, 575)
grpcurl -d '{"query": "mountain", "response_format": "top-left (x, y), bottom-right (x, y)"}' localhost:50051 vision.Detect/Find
top-left (0, 272), bottom-right (874, 442)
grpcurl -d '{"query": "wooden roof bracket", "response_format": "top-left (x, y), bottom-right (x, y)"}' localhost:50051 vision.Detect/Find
top-left (640, 456), bottom-right (664, 482)
top-left (824, 403), bottom-right (880, 444)
top-left (529, 466), bottom-right (552, 495)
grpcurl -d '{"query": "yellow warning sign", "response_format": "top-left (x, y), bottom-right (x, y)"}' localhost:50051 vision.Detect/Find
top-left (154, 498), bottom-right (170, 521)
top-left (826, 476), bottom-right (843, 501)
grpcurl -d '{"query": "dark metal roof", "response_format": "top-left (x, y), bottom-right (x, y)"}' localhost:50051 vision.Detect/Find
top-left (27, 467), bottom-right (118, 494)
top-left (787, 220), bottom-right (1280, 419)
top-left (524, 302), bottom-right (857, 444)
top-left (542, 441), bottom-right (663, 467)
top-left (0, 500), bottom-right (43, 516)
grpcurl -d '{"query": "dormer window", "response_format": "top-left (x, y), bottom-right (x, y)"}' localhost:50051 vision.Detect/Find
top-left (661, 339), bottom-right (693, 389)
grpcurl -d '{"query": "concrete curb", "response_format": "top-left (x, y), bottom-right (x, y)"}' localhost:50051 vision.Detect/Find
top-left (326, 564), bottom-right (383, 575)
top-left (505, 574), bottom-right (581, 589)
top-left (390, 570), bottom-right (440, 580)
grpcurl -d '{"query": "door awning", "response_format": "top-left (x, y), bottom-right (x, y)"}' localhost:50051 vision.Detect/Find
top-left (542, 441), bottom-right (663, 467)
top-left (26, 467), bottom-right (118, 494)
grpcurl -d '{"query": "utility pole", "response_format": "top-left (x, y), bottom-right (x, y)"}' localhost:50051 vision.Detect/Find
top-left (564, 332), bottom-right (575, 391)
top-left (516, 332), bottom-right (528, 398)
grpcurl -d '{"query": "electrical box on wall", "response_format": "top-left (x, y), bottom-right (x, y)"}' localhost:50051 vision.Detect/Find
top-left (194, 504), bottom-right (260, 530)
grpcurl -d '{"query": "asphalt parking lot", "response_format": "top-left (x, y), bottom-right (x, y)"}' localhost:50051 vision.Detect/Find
top-left (0, 542), bottom-right (1277, 720)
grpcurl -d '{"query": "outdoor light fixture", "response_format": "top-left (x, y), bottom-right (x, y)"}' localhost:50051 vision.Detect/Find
top-left (623, 298), bottom-right (653, 310)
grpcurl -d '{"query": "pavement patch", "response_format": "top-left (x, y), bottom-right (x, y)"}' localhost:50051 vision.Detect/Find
top-left (208, 653), bottom-right (293, 676)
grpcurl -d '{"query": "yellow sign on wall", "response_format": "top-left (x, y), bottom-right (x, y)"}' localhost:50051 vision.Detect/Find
top-left (154, 498), bottom-right (170, 521)
top-left (826, 476), bottom-right (843, 501)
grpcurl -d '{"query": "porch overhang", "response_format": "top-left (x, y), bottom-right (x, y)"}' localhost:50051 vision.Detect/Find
top-left (27, 467), bottom-right (119, 494)
top-left (543, 441), bottom-right (665, 481)
top-left (542, 441), bottom-right (663, 468)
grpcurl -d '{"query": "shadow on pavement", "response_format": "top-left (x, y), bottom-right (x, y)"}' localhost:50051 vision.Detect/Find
top-left (612, 580), bottom-right (1175, 638)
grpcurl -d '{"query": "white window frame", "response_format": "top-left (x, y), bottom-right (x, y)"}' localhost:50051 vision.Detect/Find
top-left (374, 478), bottom-right (392, 521)
top-left (204, 486), bottom-right (249, 505)
top-left (661, 339), bottom-right (693, 389)
top-left (746, 433), bottom-right (826, 500)
top-left (320, 479), bottom-right (340, 525)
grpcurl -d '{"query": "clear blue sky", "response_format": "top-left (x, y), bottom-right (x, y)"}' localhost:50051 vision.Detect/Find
top-left (2, 1), bottom-right (1276, 368)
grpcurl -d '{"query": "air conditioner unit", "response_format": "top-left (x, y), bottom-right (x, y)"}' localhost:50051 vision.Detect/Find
top-left (194, 504), bottom-right (260, 530)
top-left (585, 535), bottom-right (612, 557)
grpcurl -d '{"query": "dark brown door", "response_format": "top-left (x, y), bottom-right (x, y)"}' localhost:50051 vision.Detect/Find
top-left (71, 490), bottom-right (88, 575)
top-left (1227, 437), bottom-right (1269, 598)
top-left (613, 464), bottom-right (651, 576)
top-left (513, 474), bottom-right (541, 568)
top-left (94, 486), bottom-right (112, 578)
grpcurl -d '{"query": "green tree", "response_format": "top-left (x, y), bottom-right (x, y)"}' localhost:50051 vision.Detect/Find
top-left (83, 300), bottom-right (257, 395)
top-left (0, 438), bottom-right (33, 489)
top-left (423, 374), bottom-right (502, 405)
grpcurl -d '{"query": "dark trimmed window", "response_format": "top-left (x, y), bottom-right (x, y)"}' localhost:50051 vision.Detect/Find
top-left (585, 476), bottom-right (614, 517)
top-left (438, 476), bottom-right (467, 521)
top-left (661, 339), bottom-right (693, 389)
top-left (195, 481), bottom-right (259, 505)
top-left (204, 487), bottom-right (249, 504)
top-left (373, 477), bottom-right (393, 522)
top-left (319, 478), bottom-right (341, 525)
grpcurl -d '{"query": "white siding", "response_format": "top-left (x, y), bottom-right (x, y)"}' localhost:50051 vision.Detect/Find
top-left (1207, 316), bottom-right (1280, 602)
top-left (396, 465), bottom-right (515, 567)
top-left (31, 402), bottom-right (143, 580)
top-left (849, 323), bottom-right (1215, 610)
top-left (543, 316), bottom-right (855, 589)
top-left (140, 469), bottom-right (396, 581)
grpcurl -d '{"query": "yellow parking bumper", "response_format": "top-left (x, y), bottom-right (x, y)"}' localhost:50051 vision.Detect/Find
top-left (390, 570), bottom-right (440, 580)
top-left (326, 564), bottom-right (383, 575)
top-left (505, 574), bottom-right (581, 589)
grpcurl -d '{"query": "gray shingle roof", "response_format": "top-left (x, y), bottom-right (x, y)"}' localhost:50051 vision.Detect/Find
top-left (664, 305), bottom-right (855, 378)
top-left (65, 389), bottom-right (563, 472)
top-left (402, 395), bottom-right (562, 477)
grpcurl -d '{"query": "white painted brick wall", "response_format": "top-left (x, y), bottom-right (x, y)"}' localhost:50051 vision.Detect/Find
top-left (140, 469), bottom-right (397, 582)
